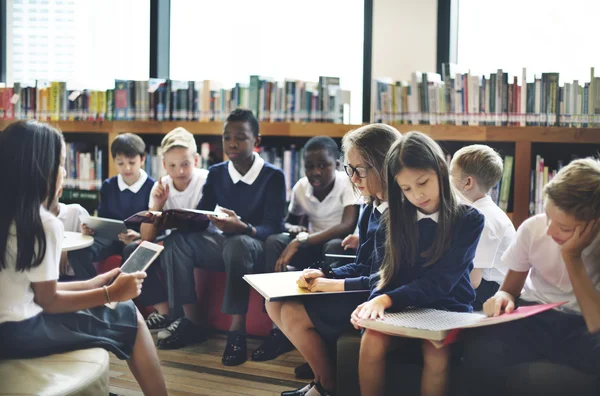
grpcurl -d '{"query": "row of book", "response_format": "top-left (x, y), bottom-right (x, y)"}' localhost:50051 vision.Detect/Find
top-left (529, 155), bottom-right (567, 216)
top-left (0, 76), bottom-right (351, 124)
top-left (374, 66), bottom-right (600, 127)
top-left (63, 143), bottom-right (104, 191)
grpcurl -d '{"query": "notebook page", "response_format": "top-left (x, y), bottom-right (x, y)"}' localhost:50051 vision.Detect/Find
top-left (379, 308), bottom-right (486, 331)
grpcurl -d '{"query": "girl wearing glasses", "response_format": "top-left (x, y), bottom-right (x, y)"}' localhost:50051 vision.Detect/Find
top-left (268, 124), bottom-right (401, 396)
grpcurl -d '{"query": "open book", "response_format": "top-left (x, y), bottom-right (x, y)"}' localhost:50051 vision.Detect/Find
top-left (359, 302), bottom-right (565, 346)
top-left (124, 209), bottom-right (228, 225)
top-left (243, 271), bottom-right (368, 302)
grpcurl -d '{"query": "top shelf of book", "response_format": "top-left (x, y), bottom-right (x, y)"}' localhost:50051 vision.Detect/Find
top-left (2, 120), bottom-right (600, 143)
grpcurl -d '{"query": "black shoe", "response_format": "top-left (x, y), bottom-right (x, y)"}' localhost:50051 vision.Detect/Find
top-left (222, 331), bottom-right (247, 366)
top-left (145, 311), bottom-right (172, 332)
top-left (281, 381), bottom-right (315, 396)
top-left (251, 328), bottom-right (294, 361)
top-left (294, 362), bottom-right (314, 380)
top-left (156, 318), bottom-right (207, 350)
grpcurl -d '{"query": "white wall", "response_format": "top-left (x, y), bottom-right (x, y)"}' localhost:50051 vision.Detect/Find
top-left (372, 0), bottom-right (438, 82)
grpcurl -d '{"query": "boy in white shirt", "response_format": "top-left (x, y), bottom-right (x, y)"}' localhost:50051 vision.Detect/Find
top-left (137, 127), bottom-right (208, 332)
top-left (450, 144), bottom-right (516, 310)
top-left (462, 158), bottom-right (600, 395)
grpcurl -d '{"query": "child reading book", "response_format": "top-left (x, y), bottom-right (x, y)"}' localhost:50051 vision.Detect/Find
top-left (352, 132), bottom-right (484, 396)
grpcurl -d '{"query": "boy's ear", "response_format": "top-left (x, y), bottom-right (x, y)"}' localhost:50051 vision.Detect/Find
top-left (464, 176), bottom-right (475, 191)
top-left (193, 152), bottom-right (200, 168)
top-left (140, 154), bottom-right (146, 166)
top-left (254, 135), bottom-right (262, 148)
top-left (335, 159), bottom-right (341, 169)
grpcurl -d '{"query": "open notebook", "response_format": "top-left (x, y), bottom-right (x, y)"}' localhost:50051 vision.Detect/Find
top-left (243, 271), bottom-right (367, 302)
top-left (359, 302), bottom-right (565, 346)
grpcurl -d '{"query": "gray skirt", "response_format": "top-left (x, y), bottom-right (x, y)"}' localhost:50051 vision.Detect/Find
top-left (0, 301), bottom-right (138, 360)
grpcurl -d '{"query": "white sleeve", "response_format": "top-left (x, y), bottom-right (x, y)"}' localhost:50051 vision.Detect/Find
top-left (148, 181), bottom-right (159, 209)
top-left (288, 181), bottom-right (305, 216)
top-left (340, 177), bottom-right (359, 207)
top-left (73, 205), bottom-right (89, 232)
top-left (500, 219), bottom-right (532, 272)
top-left (27, 217), bottom-right (62, 282)
top-left (472, 220), bottom-right (496, 269)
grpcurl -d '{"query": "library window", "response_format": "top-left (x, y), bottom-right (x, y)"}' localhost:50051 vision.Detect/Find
top-left (456, 0), bottom-right (600, 83)
top-left (6, 0), bottom-right (150, 88)
top-left (169, 0), bottom-right (365, 124)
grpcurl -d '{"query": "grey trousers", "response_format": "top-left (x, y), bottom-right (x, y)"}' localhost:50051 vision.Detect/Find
top-left (264, 233), bottom-right (350, 272)
top-left (159, 231), bottom-right (265, 315)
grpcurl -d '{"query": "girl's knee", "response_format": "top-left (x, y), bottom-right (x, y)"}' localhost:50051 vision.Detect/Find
top-left (266, 301), bottom-right (282, 317)
top-left (360, 329), bottom-right (391, 357)
top-left (280, 302), bottom-right (311, 329)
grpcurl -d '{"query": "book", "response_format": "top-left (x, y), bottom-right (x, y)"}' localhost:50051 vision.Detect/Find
top-left (124, 208), bottom-right (229, 226)
top-left (243, 271), bottom-right (368, 302)
top-left (358, 302), bottom-right (565, 346)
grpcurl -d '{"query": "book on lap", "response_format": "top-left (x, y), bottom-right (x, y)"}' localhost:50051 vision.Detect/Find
top-left (243, 271), bottom-right (368, 302)
top-left (358, 302), bottom-right (565, 346)
top-left (124, 208), bottom-right (229, 226)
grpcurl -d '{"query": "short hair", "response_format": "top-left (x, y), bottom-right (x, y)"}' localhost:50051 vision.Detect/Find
top-left (452, 144), bottom-right (504, 192)
top-left (226, 108), bottom-right (259, 137)
top-left (303, 136), bottom-right (339, 159)
top-left (111, 133), bottom-right (146, 158)
top-left (545, 158), bottom-right (600, 221)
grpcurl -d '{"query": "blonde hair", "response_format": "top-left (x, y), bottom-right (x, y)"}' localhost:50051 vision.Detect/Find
top-left (341, 124), bottom-right (402, 204)
top-left (544, 158), bottom-right (600, 221)
top-left (452, 144), bottom-right (503, 193)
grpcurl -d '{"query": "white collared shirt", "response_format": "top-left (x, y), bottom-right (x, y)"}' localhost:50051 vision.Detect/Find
top-left (375, 201), bottom-right (389, 214)
top-left (288, 171), bottom-right (358, 233)
top-left (117, 169), bottom-right (149, 193)
top-left (501, 214), bottom-right (600, 314)
top-left (56, 203), bottom-right (89, 232)
top-left (228, 152), bottom-right (264, 185)
top-left (149, 168), bottom-right (208, 210)
top-left (472, 195), bottom-right (516, 281)
top-left (417, 210), bottom-right (439, 222)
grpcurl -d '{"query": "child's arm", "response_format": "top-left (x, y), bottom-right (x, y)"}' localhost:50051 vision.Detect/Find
top-left (283, 213), bottom-right (308, 235)
top-left (253, 170), bottom-right (287, 241)
top-left (484, 269), bottom-right (528, 316)
top-left (470, 269), bottom-right (483, 288)
top-left (562, 220), bottom-right (600, 333)
top-left (96, 181), bottom-right (110, 218)
top-left (140, 180), bottom-right (170, 241)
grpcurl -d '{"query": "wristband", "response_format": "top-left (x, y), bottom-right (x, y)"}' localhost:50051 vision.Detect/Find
top-left (103, 286), bottom-right (111, 304)
top-left (245, 222), bottom-right (253, 236)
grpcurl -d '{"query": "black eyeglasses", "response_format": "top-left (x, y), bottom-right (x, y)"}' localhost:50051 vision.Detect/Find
top-left (344, 164), bottom-right (369, 179)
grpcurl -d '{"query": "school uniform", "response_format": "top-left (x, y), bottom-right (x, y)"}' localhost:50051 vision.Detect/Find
top-left (303, 202), bottom-right (388, 341)
top-left (56, 202), bottom-right (89, 232)
top-left (371, 205), bottom-right (484, 313)
top-left (144, 153), bottom-right (286, 315)
top-left (462, 214), bottom-right (600, 394)
top-left (0, 207), bottom-right (138, 360)
top-left (471, 195), bottom-right (517, 310)
top-left (265, 171), bottom-right (358, 271)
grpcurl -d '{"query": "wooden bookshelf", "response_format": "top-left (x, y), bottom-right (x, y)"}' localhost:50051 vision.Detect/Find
top-left (2, 119), bottom-right (599, 228)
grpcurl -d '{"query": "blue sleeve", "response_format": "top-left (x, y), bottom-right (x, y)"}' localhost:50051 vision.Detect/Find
top-left (97, 180), bottom-right (111, 218)
top-left (380, 209), bottom-right (484, 309)
top-left (254, 170), bottom-right (286, 241)
top-left (196, 168), bottom-right (217, 211)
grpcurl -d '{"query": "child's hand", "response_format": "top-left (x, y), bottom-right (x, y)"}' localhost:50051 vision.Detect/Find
top-left (561, 219), bottom-right (600, 261)
top-left (287, 225), bottom-right (307, 236)
top-left (151, 180), bottom-right (170, 211)
top-left (208, 208), bottom-right (246, 234)
top-left (87, 267), bottom-right (121, 289)
top-left (59, 252), bottom-right (71, 276)
top-left (296, 268), bottom-right (325, 289)
top-left (307, 277), bottom-right (343, 293)
top-left (342, 234), bottom-right (359, 250)
top-left (275, 240), bottom-right (300, 272)
top-left (483, 291), bottom-right (516, 317)
top-left (351, 295), bottom-right (391, 326)
top-left (107, 271), bottom-right (146, 302)
top-left (80, 223), bottom-right (94, 236)
top-left (118, 229), bottom-right (140, 245)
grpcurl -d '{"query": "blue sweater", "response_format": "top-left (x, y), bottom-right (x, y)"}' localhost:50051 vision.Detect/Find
top-left (372, 205), bottom-right (484, 313)
top-left (196, 161), bottom-right (286, 241)
top-left (97, 176), bottom-right (155, 231)
top-left (331, 204), bottom-right (387, 291)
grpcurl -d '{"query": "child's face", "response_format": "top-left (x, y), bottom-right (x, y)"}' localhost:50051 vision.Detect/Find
top-left (545, 199), bottom-right (588, 245)
top-left (223, 121), bottom-right (258, 163)
top-left (396, 167), bottom-right (440, 215)
top-left (162, 147), bottom-right (199, 183)
top-left (114, 154), bottom-right (145, 184)
top-left (346, 147), bottom-right (383, 200)
top-left (304, 148), bottom-right (338, 193)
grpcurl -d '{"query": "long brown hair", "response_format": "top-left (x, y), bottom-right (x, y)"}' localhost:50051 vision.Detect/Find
top-left (378, 132), bottom-right (463, 290)
top-left (341, 123), bottom-right (402, 204)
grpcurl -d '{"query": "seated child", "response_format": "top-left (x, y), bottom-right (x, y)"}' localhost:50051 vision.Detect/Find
top-left (68, 133), bottom-right (155, 280)
top-left (462, 158), bottom-right (600, 395)
top-left (142, 109), bottom-right (286, 368)
top-left (270, 123), bottom-right (402, 396)
top-left (137, 127), bottom-right (208, 331)
top-left (449, 144), bottom-right (516, 310)
top-left (354, 132), bottom-right (484, 396)
top-left (252, 136), bottom-right (360, 362)
top-left (0, 120), bottom-right (167, 396)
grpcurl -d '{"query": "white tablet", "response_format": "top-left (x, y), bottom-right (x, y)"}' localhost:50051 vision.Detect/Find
top-left (325, 253), bottom-right (357, 259)
top-left (105, 241), bottom-right (164, 308)
top-left (79, 215), bottom-right (127, 240)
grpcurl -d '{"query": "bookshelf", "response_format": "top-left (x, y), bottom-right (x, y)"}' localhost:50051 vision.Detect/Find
top-left (2, 119), bottom-right (597, 228)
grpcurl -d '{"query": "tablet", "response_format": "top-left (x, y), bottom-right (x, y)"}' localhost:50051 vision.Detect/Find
top-left (79, 215), bottom-right (127, 240)
top-left (105, 241), bottom-right (164, 308)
